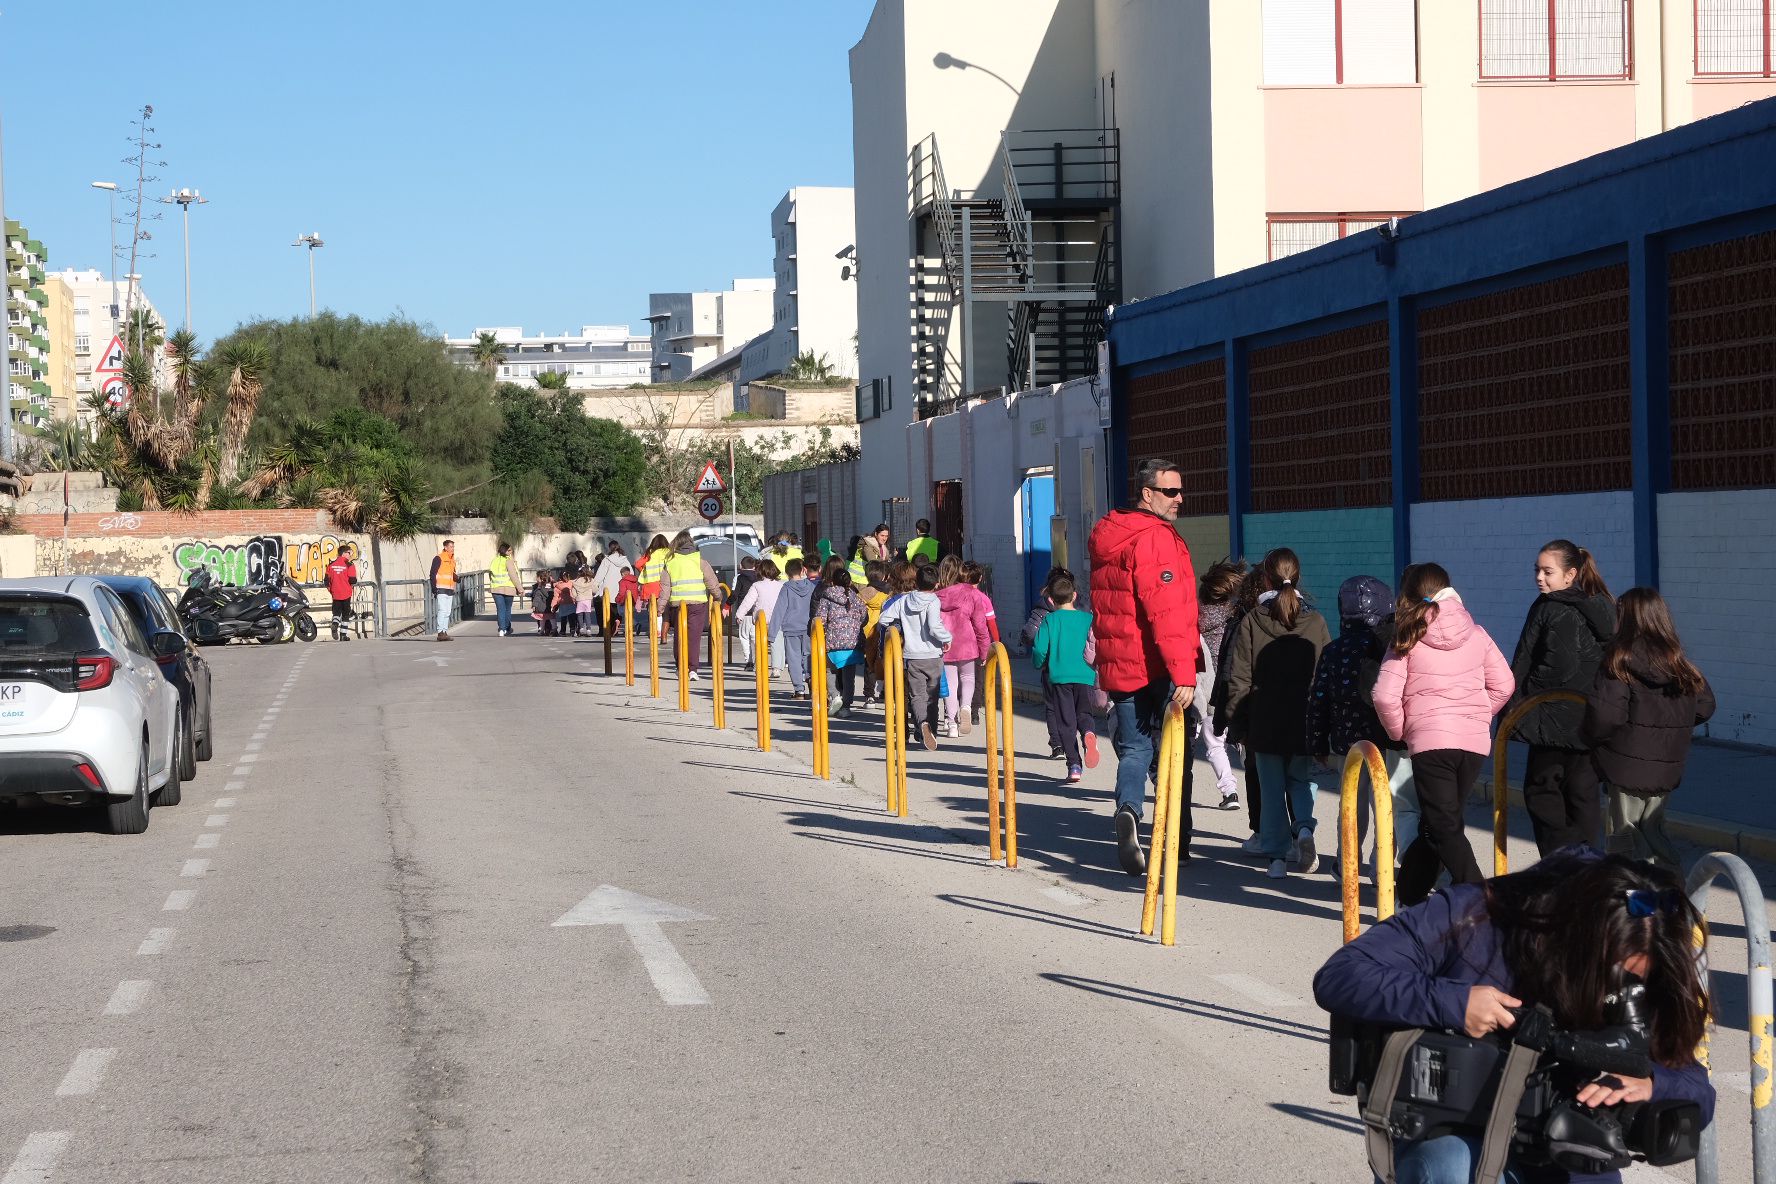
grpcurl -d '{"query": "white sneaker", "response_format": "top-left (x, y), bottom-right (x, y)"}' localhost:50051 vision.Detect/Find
top-left (944, 721), bottom-right (958, 738)
top-left (1240, 835), bottom-right (1265, 854)
top-left (1294, 828), bottom-right (1319, 876)
top-left (1267, 859), bottom-right (1288, 879)
top-left (689, 671), bottom-right (702, 682)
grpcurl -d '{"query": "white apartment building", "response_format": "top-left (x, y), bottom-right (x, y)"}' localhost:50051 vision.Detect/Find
top-left (442, 325), bottom-right (651, 390)
top-left (645, 279), bottom-right (774, 383)
top-left (848, 0), bottom-right (1776, 533)
top-left (50, 268), bottom-right (168, 422)
top-left (737, 187), bottom-right (859, 384)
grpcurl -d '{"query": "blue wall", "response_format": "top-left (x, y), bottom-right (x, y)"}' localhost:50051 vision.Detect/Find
top-left (1242, 509), bottom-right (1395, 614)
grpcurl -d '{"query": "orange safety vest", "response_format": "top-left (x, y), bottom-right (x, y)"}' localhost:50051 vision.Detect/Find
top-left (435, 551), bottom-right (457, 589)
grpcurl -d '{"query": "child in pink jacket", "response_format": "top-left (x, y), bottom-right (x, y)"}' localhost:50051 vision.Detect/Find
top-left (1372, 563), bottom-right (1514, 905)
top-left (934, 556), bottom-right (991, 736)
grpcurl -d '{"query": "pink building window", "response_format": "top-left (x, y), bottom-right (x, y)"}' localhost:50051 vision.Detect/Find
top-left (1262, 0), bottom-right (1420, 86)
top-left (1696, 0), bottom-right (1775, 76)
top-left (1267, 214), bottom-right (1414, 261)
top-left (1479, 0), bottom-right (1633, 80)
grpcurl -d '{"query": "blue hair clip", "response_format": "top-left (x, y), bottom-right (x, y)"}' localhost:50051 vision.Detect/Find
top-left (1422, 597), bottom-right (1436, 604)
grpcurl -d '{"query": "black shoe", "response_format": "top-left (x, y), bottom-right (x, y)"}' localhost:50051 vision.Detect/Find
top-left (1115, 806), bottom-right (1146, 877)
top-left (1049, 745), bottom-right (1066, 760)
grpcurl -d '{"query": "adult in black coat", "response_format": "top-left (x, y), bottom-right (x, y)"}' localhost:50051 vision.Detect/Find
top-left (1585, 588), bottom-right (1715, 873)
top-left (1507, 540), bottom-right (1615, 855)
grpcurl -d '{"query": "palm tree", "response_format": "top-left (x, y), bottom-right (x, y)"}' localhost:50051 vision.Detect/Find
top-left (213, 339), bottom-right (271, 492)
top-left (534, 369), bottom-right (569, 392)
top-left (472, 331), bottom-right (504, 375)
top-left (786, 350), bottom-right (838, 382)
top-left (99, 333), bottom-right (218, 511)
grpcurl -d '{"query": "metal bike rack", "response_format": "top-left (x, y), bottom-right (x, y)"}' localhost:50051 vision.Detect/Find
top-left (1338, 741), bottom-right (1397, 944)
top-left (1689, 851), bottom-right (1775, 1184)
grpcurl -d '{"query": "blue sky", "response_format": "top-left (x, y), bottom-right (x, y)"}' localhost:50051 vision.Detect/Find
top-left (2, 0), bottom-right (873, 342)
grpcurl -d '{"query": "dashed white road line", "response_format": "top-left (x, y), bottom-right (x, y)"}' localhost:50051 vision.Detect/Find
top-left (204, 814), bottom-right (229, 826)
top-left (213, 798), bottom-right (237, 809)
top-left (243, 742), bottom-right (262, 753)
top-left (1, 1131), bottom-right (71, 1184)
top-left (162, 890), bottom-right (195, 911)
top-left (136, 928), bottom-right (176, 956)
top-left (230, 766), bottom-right (253, 778)
top-left (237, 753), bottom-right (260, 764)
top-left (1211, 972), bottom-right (1306, 1009)
top-left (54, 1048), bottom-right (117, 1096)
top-left (103, 980), bottom-right (151, 1016)
top-left (193, 833), bottom-right (220, 849)
top-left (180, 859), bottom-right (210, 878)
top-left (224, 781), bottom-right (246, 793)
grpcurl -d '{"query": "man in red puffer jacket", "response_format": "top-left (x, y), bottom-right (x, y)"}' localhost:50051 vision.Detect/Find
top-left (1089, 458), bottom-right (1201, 876)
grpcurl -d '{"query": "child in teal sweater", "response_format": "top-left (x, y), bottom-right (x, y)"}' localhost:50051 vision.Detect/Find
top-left (1030, 575), bottom-right (1099, 783)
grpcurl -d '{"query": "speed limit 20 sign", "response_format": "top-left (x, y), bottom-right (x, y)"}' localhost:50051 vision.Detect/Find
top-left (697, 494), bottom-right (724, 522)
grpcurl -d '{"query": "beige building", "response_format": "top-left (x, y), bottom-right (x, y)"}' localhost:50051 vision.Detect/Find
top-left (645, 280), bottom-right (774, 383)
top-left (50, 268), bottom-right (169, 422)
top-left (739, 187), bottom-right (859, 384)
top-left (849, 0), bottom-right (1776, 530)
top-left (42, 276), bottom-right (79, 421)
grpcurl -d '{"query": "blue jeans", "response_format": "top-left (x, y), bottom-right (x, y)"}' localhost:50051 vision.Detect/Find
top-left (1254, 752), bottom-right (1324, 859)
top-left (433, 591), bottom-right (454, 634)
top-left (1109, 683), bottom-right (1168, 819)
top-left (1387, 1133), bottom-right (1523, 1184)
top-left (493, 593), bottom-right (513, 633)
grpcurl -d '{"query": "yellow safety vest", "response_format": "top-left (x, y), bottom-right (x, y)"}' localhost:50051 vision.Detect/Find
top-left (847, 547), bottom-right (868, 585)
top-left (640, 547), bottom-right (669, 586)
top-left (489, 554), bottom-right (516, 593)
top-left (905, 536), bottom-right (938, 564)
top-left (665, 551), bottom-right (707, 605)
top-left (435, 551), bottom-right (457, 589)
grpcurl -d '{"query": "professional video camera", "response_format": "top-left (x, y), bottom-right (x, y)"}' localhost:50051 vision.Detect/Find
top-left (1328, 977), bottom-right (1704, 1176)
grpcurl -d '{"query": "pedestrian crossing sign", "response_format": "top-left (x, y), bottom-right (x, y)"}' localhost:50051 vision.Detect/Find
top-left (694, 462), bottom-right (726, 494)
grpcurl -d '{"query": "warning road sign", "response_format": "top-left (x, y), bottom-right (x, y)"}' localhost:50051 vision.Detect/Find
top-left (697, 494), bottom-right (724, 522)
top-left (101, 376), bottom-right (129, 407)
top-left (94, 335), bottom-right (126, 375)
top-left (693, 461), bottom-right (725, 494)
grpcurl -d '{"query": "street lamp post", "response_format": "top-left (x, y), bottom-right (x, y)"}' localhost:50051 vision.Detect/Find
top-left (156, 187), bottom-right (209, 332)
top-left (90, 182), bottom-right (120, 334)
top-left (1, 108), bottom-right (14, 460)
top-left (292, 233), bottom-right (324, 317)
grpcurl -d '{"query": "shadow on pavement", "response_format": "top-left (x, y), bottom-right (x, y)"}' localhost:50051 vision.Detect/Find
top-left (1271, 1102), bottom-right (1363, 1134)
top-left (729, 789), bottom-right (886, 817)
top-left (937, 893), bottom-right (1147, 944)
top-left (793, 830), bottom-right (988, 866)
top-left (684, 760), bottom-right (813, 782)
top-left (1041, 972), bottom-right (1328, 1044)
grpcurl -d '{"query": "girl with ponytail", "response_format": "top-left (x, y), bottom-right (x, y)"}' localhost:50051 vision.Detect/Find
top-left (1509, 539), bottom-right (1617, 856)
top-left (1224, 548), bottom-right (1331, 880)
top-left (1374, 564), bottom-right (1515, 905)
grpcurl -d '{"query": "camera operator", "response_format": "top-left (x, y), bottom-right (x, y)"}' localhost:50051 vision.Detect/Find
top-left (1313, 849), bottom-right (1713, 1184)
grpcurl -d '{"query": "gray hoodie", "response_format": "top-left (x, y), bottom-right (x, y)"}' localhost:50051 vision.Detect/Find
top-left (878, 590), bottom-right (952, 660)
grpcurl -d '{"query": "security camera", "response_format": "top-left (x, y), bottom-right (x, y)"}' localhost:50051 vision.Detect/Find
top-left (1378, 217), bottom-right (1400, 241)
top-left (835, 244), bottom-right (856, 261)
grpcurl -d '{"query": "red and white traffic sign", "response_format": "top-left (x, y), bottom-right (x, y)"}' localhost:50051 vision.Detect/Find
top-left (101, 376), bottom-right (130, 407)
top-left (94, 335), bottom-right (126, 375)
top-left (693, 461), bottom-right (725, 494)
top-left (697, 494), bottom-right (724, 522)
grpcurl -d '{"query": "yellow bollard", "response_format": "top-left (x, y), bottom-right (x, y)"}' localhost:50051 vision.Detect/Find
top-left (1140, 706), bottom-right (1186, 940)
top-left (1490, 691), bottom-right (1587, 876)
top-left (755, 613), bottom-right (771, 753)
top-left (648, 599), bottom-right (661, 698)
top-left (602, 588), bottom-right (612, 633)
top-left (982, 644), bottom-right (1019, 867)
top-left (676, 602), bottom-right (691, 713)
top-left (1338, 741), bottom-right (1397, 944)
top-left (711, 601), bottom-right (726, 730)
top-left (624, 595), bottom-right (636, 687)
top-left (884, 629), bottom-right (907, 816)
top-left (811, 620), bottom-right (830, 779)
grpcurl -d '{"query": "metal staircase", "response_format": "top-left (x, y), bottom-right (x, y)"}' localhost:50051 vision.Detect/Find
top-left (912, 128), bottom-right (1119, 414)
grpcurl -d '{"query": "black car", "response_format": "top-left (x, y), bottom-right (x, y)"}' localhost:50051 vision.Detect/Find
top-left (95, 576), bottom-right (214, 778)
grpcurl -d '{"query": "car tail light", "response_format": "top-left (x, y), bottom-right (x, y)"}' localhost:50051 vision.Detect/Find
top-left (73, 762), bottom-right (104, 790)
top-left (74, 654), bottom-right (116, 691)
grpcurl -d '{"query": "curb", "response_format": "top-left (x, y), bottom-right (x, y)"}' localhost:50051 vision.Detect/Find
top-left (1489, 782), bottom-right (1776, 864)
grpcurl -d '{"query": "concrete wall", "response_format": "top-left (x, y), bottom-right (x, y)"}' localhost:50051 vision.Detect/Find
top-left (746, 383), bottom-right (855, 424)
top-left (583, 384), bottom-right (734, 431)
top-left (1242, 508), bottom-right (1395, 611)
top-left (1175, 513), bottom-right (1233, 575)
top-left (1408, 492), bottom-right (1637, 666)
top-left (763, 460), bottom-right (861, 552)
top-left (1658, 490), bottom-right (1776, 748)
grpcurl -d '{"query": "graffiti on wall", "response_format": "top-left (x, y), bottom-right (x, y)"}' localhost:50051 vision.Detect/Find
top-left (173, 534), bottom-right (348, 588)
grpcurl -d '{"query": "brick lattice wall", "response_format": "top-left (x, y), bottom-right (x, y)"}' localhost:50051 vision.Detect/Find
top-left (1418, 266), bottom-right (1632, 501)
top-left (1247, 321), bottom-right (1391, 512)
top-left (1668, 228), bottom-right (1776, 492)
top-left (1124, 359), bottom-right (1227, 516)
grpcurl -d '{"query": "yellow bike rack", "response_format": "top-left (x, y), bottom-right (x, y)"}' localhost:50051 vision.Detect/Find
top-left (982, 642), bottom-right (1018, 867)
top-left (648, 600), bottom-right (661, 699)
top-left (1339, 741), bottom-right (1397, 944)
top-left (1139, 704), bottom-right (1190, 946)
top-left (623, 595), bottom-right (636, 687)
top-left (883, 629), bottom-right (908, 816)
top-left (810, 619), bottom-right (831, 779)
top-left (1490, 690), bottom-right (1588, 875)
top-left (754, 613), bottom-right (771, 753)
top-left (676, 602), bottom-right (691, 713)
top-left (710, 598), bottom-right (725, 730)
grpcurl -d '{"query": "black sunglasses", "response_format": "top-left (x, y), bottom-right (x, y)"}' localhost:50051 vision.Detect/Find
top-left (1147, 486), bottom-right (1185, 499)
top-left (1624, 889), bottom-right (1685, 918)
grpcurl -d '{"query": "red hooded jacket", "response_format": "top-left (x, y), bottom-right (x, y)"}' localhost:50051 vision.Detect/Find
top-left (1087, 509), bottom-right (1201, 695)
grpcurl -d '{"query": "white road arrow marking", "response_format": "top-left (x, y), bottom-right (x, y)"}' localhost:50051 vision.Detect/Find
top-left (552, 885), bottom-right (712, 1006)
top-left (412, 655), bottom-right (452, 668)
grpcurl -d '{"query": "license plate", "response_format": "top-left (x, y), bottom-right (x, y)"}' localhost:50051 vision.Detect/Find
top-left (0, 683), bottom-right (30, 722)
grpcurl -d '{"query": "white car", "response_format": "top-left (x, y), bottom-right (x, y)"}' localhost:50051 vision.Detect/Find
top-left (0, 576), bottom-right (187, 834)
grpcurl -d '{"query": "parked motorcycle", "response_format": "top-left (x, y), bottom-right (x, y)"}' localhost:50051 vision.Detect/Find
top-left (178, 569), bottom-right (318, 644)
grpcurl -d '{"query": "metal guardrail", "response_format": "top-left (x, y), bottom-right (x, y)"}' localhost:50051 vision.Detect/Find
top-left (1689, 852), bottom-right (1775, 1184)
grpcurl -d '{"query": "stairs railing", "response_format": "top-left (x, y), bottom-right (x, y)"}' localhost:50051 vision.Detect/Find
top-left (996, 132), bottom-right (1035, 282)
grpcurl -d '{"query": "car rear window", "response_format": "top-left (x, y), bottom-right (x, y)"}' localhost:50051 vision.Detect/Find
top-left (0, 597), bottom-right (101, 656)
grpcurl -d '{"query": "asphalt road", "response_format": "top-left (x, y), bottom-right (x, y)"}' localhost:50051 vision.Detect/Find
top-left (0, 622), bottom-right (1762, 1182)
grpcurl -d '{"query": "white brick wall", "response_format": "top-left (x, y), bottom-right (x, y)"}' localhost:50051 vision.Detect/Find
top-left (1409, 492), bottom-right (1637, 662)
top-left (1658, 491), bottom-right (1776, 748)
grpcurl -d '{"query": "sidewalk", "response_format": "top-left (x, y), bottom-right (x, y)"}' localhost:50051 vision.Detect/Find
top-left (1003, 647), bottom-right (1776, 861)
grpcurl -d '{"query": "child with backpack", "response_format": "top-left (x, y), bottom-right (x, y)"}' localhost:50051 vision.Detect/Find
top-left (1307, 576), bottom-right (1419, 876)
top-left (878, 563), bottom-right (952, 750)
top-left (530, 571), bottom-right (554, 635)
top-left (1373, 563), bottom-right (1514, 905)
top-left (1584, 587), bottom-right (1715, 873)
top-left (934, 556), bottom-right (991, 736)
top-left (771, 558), bottom-right (816, 699)
top-left (1029, 573), bottom-right (1099, 783)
